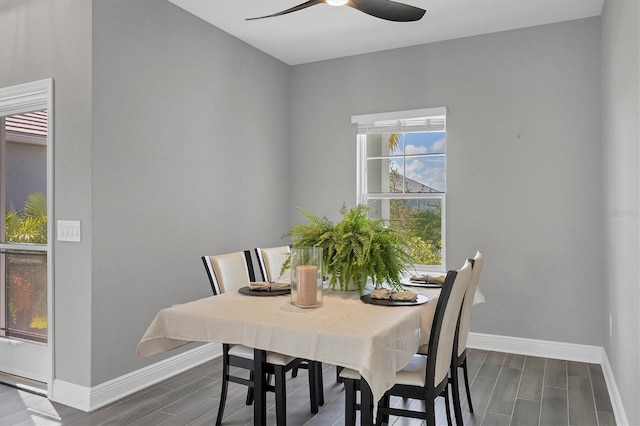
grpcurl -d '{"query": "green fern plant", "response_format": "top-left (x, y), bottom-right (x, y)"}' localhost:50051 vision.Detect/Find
top-left (5, 192), bottom-right (47, 244)
top-left (285, 204), bottom-right (414, 294)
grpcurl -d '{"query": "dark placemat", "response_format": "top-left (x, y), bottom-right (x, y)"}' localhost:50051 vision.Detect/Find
top-left (360, 294), bottom-right (429, 306)
top-left (403, 281), bottom-right (443, 288)
top-left (239, 286), bottom-right (291, 297)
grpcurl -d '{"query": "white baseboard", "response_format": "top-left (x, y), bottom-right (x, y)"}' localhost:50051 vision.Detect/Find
top-left (467, 332), bottom-right (604, 363)
top-left (468, 332), bottom-right (627, 425)
top-left (49, 334), bottom-right (628, 425)
top-left (600, 350), bottom-right (629, 426)
top-left (50, 343), bottom-right (222, 412)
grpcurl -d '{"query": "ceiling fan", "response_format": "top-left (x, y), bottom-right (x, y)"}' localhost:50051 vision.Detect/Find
top-left (246, 0), bottom-right (426, 22)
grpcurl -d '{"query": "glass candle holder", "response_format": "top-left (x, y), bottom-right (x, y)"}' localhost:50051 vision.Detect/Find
top-left (290, 247), bottom-right (323, 308)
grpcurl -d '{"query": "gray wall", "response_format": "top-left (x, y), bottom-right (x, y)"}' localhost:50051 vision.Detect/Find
top-left (602, 0), bottom-right (640, 423)
top-left (1, 0), bottom-right (638, 420)
top-left (0, 0), bottom-right (94, 387)
top-left (1, 0), bottom-right (291, 389)
top-left (91, 1), bottom-right (291, 384)
top-left (291, 18), bottom-right (605, 346)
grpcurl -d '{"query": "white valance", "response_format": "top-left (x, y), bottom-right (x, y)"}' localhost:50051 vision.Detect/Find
top-left (352, 106), bottom-right (447, 134)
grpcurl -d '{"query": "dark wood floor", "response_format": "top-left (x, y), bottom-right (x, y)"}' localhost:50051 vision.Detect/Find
top-left (0, 349), bottom-right (615, 425)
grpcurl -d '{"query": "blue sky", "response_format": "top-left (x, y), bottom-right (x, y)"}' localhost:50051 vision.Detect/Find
top-left (390, 131), bottom-right (446, 192)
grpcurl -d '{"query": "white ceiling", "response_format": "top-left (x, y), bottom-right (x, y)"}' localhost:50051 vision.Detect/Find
top-left (168, 0), bottom-right (604, 65)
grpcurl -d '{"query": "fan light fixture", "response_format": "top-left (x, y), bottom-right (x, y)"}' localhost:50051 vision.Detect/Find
top-left (246, 0), bottom-right (426, 22)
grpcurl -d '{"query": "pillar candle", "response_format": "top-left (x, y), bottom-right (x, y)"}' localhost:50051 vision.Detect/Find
top-left (296, 265), bottom-right (318, 307)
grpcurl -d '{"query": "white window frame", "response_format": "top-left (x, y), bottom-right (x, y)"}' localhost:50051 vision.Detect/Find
top-left (353, 107), bottom-right (447, 272)
top-left (0, 79), bottom-right (54, 387)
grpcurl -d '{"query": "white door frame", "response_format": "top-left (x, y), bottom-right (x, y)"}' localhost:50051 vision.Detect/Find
top-left (0, 79), bottom-right (54, 393)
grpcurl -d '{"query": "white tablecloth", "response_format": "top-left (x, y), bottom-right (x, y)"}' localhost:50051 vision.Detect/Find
top-left (137, 288), bottom-right (438, 414)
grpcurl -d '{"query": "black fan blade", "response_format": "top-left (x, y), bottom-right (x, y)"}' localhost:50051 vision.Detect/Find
top-left (246, 0), bottom-right (324, 20)
top-left (348, 0), bottom-right (425, 22)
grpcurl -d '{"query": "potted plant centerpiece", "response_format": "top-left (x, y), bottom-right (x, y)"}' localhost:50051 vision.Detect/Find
top-left (285, 204), bottom-right (414, 294)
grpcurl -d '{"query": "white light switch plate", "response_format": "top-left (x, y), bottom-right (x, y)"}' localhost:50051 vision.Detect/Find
top-left (57, 220), bottom-right (81, 242)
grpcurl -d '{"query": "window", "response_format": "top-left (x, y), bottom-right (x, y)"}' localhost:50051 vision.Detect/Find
top-left (0, 79), bottom-right (52, 386)
top-left (353, 107), bottom-right (446, 270)
top-left (1, 111), bottom-right (48, 342)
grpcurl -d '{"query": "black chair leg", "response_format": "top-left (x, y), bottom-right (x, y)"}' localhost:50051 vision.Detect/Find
top-left (379, 394), bottom-right (390, 425)
top-left (315, 362), bottom-right (324, 406)
top-left (360, 379), bottom-right (374, 425)
top-left (308, 362), bottom-right (319, 414)
top-left (344, 379), bottom-right (356, 426)
top-left (444, 389), bottom-right (453, 426)
top-left (274, 366), bottom-right (287, 426)
top-left (451, 366), bottom-right (464, 426)
top-left (336, 365), bottom-right (344, 383)
top-left (426, 398), bottom-right (437, 426)
top-left (216, 361), bottom-right (230, 426)
top-left (245, 370), bottom-right (254, 405)
top-left (462, 360), bottom-right (474, 413)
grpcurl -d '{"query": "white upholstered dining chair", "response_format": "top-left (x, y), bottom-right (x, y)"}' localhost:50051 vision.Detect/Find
top-left (340, 260), bottom-right (473, 426)
top-left (450, 250), bottom-right (484, 424)
top-left (202, 250), bottom-right (321, 426)
top-left (415, 250), bottom-right (484, 425)
top-left (254, 245), bottom-right (325, 404)
top-left (255, 245), bottom-right (291, 284)
top-left (202, 250), bottom-right (255, 295)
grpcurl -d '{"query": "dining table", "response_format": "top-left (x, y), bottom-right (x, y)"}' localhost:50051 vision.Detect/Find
top-left (137, 283), bottom-right (445, 425)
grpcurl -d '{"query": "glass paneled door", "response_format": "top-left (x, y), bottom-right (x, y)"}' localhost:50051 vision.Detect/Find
top-left (0, 80), bottom-right (53, 386)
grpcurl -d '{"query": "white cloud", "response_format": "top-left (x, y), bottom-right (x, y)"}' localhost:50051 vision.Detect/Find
top-left (405, 159), bottom-right (445, 191)
top-left (405, 159), bottom-right (425, 176)
top-left (431, 137), bottom-right (446, 152)
top-left (405, 144), bottom-right (429, 155)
